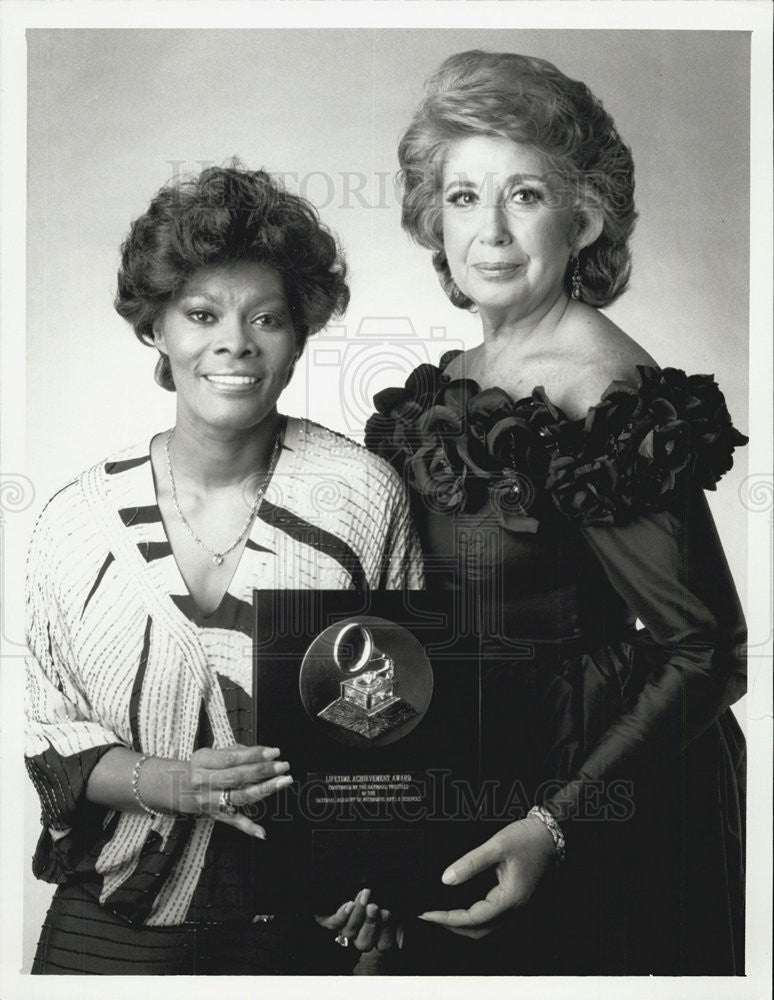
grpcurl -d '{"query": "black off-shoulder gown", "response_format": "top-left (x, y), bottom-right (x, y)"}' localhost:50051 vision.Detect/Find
top-left (366, 357), bottom-right (747, 975)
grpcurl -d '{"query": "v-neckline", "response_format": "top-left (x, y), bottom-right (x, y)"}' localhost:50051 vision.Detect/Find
top-left (146, 417), bottom-right (293, 622)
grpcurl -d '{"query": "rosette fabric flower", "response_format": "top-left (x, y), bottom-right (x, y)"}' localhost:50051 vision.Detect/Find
top-left (668, 370), bottom-right (748, 488)
top-left (545, 454), bottom-right (619, 524)
top-left (408, 398), bottom-right (468, 513)
top-left (366, 360), bottom-right (747, 529)
top-left (364, 412), bottom-right (402, 465)
top-left (633, 367), bottom-right (748, 494)
top-left (367, 366), bottom-right (445, 470)
top-left (488, 471), bottom-right (540, 533)
top-left (543, 367), bottom-right (747, 524)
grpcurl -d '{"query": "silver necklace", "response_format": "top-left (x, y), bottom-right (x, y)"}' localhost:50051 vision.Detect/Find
top-left (164, 424), bottom-right (282, 565)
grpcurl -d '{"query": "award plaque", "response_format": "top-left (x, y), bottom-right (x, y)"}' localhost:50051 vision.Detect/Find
top-left (250, 589), bottom-right (484, 914)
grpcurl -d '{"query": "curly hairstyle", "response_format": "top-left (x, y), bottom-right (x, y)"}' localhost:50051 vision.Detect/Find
top-left (115, 161), bottom-right (349, 390)
top-left (398, 50), bottom-right (637, 309)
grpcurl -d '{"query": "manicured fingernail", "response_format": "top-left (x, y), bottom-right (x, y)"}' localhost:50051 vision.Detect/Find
top-left (358, 888), bottom-right (371, 906)
top-left (262, 747), bottom-right (281, 760)
top-left (396, 928), bottom-right (405, 950)
top-left (273, 761), bottom-right (290, 774)
top-left (366, 903), bottom-right (378, 919)
top-left (253, 827), bottom-right (267, 840)
top-left (344, 901), bottom-right (354, 915)
top-left (441, 867), bottom-right (457, 885)
top-left (275, 775), bottom-right (293, 789)
top-left (417, 914), bottom-right (431, 921)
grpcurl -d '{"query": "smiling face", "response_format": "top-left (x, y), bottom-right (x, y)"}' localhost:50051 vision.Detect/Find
top-left (152, 260), bottom-right (298, 437)
top-left (441, 135), bottom-right (581, 325)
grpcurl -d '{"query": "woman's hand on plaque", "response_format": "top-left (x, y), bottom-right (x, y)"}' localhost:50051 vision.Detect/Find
top-left (171, 743), bottom-right (292, 837)
top-left (417, 817), bottom-right (556, 939)
top-left (316, 888), bottom-right (400, 952)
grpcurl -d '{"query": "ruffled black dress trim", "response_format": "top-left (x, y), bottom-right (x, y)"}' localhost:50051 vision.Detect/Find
top-left (365, 352), bottom-right (748, 527)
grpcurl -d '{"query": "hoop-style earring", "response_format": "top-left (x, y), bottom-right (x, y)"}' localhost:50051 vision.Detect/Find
top-left (154, 352), bottom-right (175, 392)
top-left (571, 257), bottom-right (583, 301)
top-left (284, 349), bottom-right (303, 388)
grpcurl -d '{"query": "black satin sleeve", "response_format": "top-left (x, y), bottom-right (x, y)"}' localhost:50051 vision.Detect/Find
top-left (542, 490), bottom-right (746, 823)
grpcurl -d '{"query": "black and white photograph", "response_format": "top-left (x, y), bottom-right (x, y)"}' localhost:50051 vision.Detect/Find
top-left (0, 1), bottom-right (771, 995)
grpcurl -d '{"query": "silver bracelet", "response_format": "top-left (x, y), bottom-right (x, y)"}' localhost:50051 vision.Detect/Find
top-left (131, 754), bottom-right (167, 819)
top-left (527, 805), bottom-right (566, 863)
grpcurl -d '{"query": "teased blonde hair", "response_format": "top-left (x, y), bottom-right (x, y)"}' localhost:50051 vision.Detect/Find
top-left (398, 50), bottom-right (636, 309)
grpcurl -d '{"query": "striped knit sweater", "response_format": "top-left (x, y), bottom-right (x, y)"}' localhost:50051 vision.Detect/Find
top-left (25, 417), bottom-right (423, 926)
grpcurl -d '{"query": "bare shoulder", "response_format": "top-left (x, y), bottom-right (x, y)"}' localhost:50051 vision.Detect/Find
top-left (441, 345), bottom-right (479, 381)
top-left (555, 306), bottom-right (657, 421)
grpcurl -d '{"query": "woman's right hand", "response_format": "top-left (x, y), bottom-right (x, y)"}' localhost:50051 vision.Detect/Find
top-left (156, 744), bottom-right (292, 838)
top-left (87, 744), bottom-right (292, 838)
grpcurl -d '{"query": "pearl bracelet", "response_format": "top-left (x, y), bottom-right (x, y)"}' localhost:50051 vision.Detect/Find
top-left (527, 805), bottom-right (566, 863)
top-left (131, 754), bottom-right (167, 819)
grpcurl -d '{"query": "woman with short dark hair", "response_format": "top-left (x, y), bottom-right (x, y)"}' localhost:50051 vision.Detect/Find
top-left (26, 163), bottom-right (422, 974)
top-left (116, 164), bottom-right (348, 390)
top-left (367, 50), bottom-right (747, 975)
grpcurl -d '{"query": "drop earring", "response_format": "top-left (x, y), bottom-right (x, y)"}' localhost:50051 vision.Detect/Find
top-left (571, 257), bottom-right (583, 300)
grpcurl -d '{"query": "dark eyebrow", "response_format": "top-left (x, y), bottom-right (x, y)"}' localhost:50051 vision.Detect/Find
top-left (178, 291), bottom-right (224, 305)
top-left (178, 293), bottom-right (289, 310)
top-left (443, 178), bottom-right (476, 196)
top-left (249, 298), bottom-right (291, 312)
top-left (443, 172), bottom-right (546, 197)
top-left (506, 173), bottom-right (545, 185)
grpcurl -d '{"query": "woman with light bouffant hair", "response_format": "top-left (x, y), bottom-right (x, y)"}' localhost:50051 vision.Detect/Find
top-left (367, 50), bottom-right (747, 975)
top-left (398, 50), bottom-right (636, 311)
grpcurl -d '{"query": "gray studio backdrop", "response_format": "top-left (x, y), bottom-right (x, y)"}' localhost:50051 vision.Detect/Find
top-left (22, 28), bottom-right (749, 970)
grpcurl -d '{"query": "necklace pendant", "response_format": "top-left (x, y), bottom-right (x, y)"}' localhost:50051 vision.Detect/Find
top-left (166, 424), bottom-right (283, 570)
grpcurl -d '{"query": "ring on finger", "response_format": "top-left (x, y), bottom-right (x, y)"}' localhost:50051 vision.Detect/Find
top-left (334, 933), bottom-right (349, 948)
top-left (218, 789), bottom-right (237, 815)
